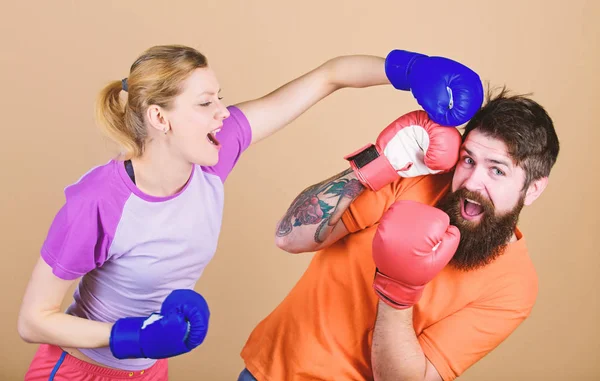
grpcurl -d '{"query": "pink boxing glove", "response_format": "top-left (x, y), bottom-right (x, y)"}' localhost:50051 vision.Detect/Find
top-left (372, 200), bottom-right (460, 309)
top-left (344, 110), bottom-right (461, 191)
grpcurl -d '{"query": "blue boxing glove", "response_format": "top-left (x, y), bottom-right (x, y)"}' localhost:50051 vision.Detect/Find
top-left (385, 49), bottom-right (484, 126)
top-left (160, 289), bottom-right (210, 347)
top-left (109, 289), bottom-right (210, 359)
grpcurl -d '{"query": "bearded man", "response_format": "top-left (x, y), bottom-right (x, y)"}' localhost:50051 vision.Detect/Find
top-left (238, 86), bottom-right (560, 381)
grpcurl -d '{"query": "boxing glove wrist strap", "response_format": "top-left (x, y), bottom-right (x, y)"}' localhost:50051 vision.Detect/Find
top-left (344, 144), bottom-right (398, 192)
top-left (109, 317), bottom-right (147, 359)
top-left (372, 271), bottom-right (424, 310)
top-left (384, 50), bottom-right (428, 91)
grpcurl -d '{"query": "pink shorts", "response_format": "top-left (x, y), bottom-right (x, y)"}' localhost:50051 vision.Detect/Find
top-left (24, 344), bottom-right (169, 381)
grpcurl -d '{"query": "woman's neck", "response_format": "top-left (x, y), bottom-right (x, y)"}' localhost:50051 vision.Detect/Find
top-left (130, 145), bottom-right (193, 197)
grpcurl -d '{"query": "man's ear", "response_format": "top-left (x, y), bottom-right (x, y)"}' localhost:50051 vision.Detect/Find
top-left (524, 177), bottom-right (548, 206)
top-left (146, 105), bottom-right (170, 133)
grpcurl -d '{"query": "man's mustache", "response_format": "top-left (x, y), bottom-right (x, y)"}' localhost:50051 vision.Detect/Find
top-left (452, 188), bottom-right (495, 215)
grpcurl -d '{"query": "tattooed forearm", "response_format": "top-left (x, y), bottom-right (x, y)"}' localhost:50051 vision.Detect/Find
top-left (275, 177), bottom-right (336, 237)
top-left (276, 168), bottom-right (365, 244)
top-left (314, 218), bottom-right (331, 244)
top-left (313, 177), bottom-right (363, 243)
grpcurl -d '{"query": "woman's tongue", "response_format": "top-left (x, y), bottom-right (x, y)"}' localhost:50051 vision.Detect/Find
top-left (207, 132), bottom-right (220, 146)
top-left (465, 200), bottom-right (484, 216)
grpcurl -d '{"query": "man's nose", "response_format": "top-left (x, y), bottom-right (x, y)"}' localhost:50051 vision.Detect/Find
top-left (462, 167), bottom-right (486, 193)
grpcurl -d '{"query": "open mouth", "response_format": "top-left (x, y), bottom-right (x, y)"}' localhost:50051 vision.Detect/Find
top-left (207, 126), bottom-right (221, 147)
top-left (462, 197), bottom-right (484, 218)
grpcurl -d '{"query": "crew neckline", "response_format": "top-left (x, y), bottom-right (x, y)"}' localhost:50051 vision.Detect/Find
top-left (115, 159), bottom-right (195, 202)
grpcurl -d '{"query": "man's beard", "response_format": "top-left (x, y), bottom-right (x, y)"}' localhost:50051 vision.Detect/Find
top-left (435, 188), bottom-right (524, 271)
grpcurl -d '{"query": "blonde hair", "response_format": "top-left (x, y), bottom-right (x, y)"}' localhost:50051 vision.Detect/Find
top-left (95, 45), bottom-right (208, 159)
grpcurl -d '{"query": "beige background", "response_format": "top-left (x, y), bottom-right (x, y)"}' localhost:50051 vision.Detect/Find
top-left (1, 1), bottom-right (598, 380)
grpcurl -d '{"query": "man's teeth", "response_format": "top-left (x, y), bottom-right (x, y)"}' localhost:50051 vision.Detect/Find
top-left (466, 198), bottom-right (480, 205)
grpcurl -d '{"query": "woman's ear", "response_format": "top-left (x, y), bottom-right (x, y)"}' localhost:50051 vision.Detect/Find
top-left (146, 105), bottom-right (170, 134)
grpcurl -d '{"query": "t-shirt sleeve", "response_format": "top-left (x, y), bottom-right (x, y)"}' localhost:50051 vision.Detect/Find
top-left (40, 194), bottom-right (111, 281)
top-left (341, 176), bottom-right (433, 233)
top-left (340, 185), bottom-right (396, 233)
top-left (201, 105), bottom-right (253, 183)
top-left (418, 276), bottom-right (538, 380)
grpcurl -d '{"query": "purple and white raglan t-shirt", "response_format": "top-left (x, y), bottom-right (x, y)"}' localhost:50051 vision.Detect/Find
top-left (40, 106), bottom-right (252, 370)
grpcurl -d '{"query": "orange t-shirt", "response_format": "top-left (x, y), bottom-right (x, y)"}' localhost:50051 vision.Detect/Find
top-left (241, 173), bottom-right (538, 381)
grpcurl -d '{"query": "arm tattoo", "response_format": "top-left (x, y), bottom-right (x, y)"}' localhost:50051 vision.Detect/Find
top-left (276, 168), bottom-right (364, 240)
top-left (314, 217), bottom-right (331, 244)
